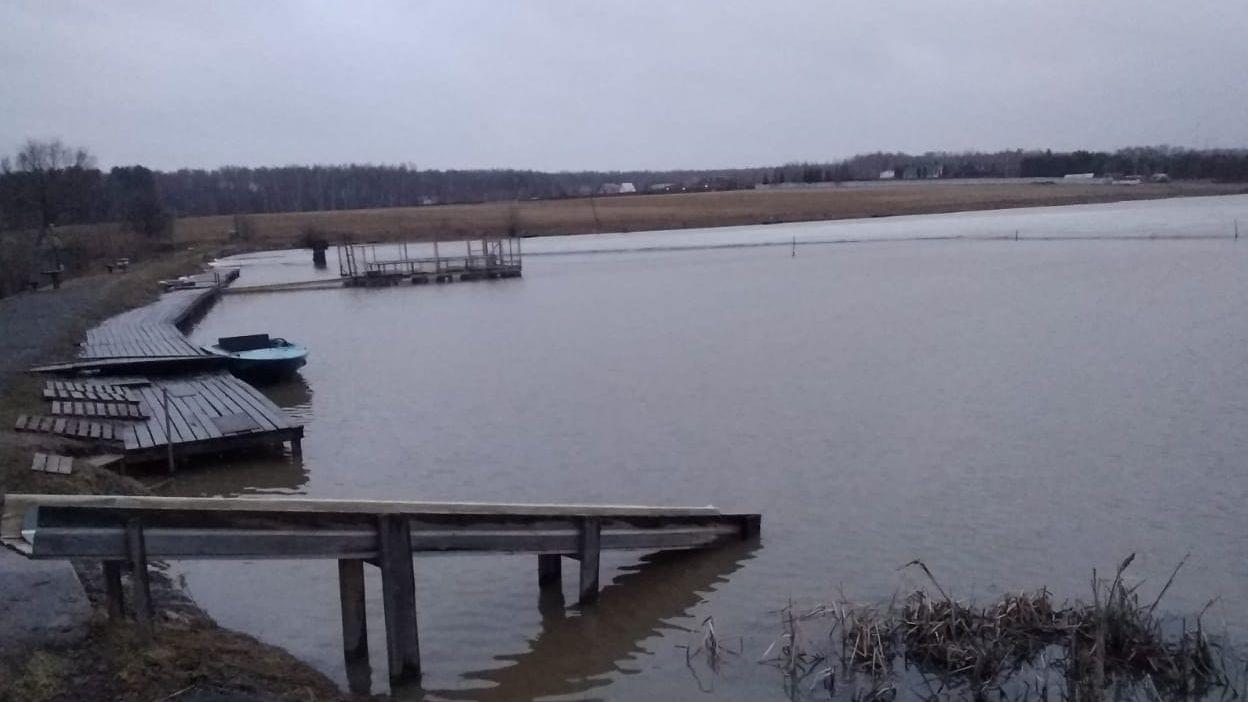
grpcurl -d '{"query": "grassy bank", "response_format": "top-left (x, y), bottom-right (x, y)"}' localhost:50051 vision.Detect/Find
top-left (0, 250), bottom-right (351, 701)
top-left (169, 181), bottom-right (1246, 247)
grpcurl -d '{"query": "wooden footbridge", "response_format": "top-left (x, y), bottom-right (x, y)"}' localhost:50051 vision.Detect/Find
top-left (20, 267), bottom-right (304, 468)
top-left (0, 494), bottom-right (760, 688)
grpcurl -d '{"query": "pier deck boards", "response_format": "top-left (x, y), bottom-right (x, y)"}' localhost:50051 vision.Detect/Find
top-left (22, 266), bottom-right (302, 467)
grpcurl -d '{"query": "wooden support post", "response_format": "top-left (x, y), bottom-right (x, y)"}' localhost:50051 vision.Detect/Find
top-left (338, 559), bottom-right (369, 663)
top-left (538, 553), bottom-right (562, 589)
top-left (738, 514), bottom-right (762, 539)
top-left (103, 560), bottom-right (125, 620)
top-left (125, 519), bottom-right (153, 632)
top-left (162, 388), bottom-right (175, 474)
top-left (377, 515), bottom-right (421, 683)
top-left (290, 437), bottom-right (303, 460)
top-left (577, 517), bottom-right (601, 605)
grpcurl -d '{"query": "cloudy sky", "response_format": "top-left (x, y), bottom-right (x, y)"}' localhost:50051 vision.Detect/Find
top-left (2, 1), bottom-right (1246, 171)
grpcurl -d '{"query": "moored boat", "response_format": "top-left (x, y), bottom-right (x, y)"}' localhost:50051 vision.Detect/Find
top-left (202, 334), bottom-right (308, 383)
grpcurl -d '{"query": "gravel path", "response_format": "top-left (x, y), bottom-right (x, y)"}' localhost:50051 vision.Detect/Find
top-left (0, 274), bottom-right (126, 397)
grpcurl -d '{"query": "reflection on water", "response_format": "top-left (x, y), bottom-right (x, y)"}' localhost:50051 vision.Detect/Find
top-left (261, 374), bottom-right (314, 417)
top-left (424, 542), bottom-right (758, 702)
top-left (172, 196), bottom-right (1248, 700)
top-left (152, 450), bottom-right (310, 496)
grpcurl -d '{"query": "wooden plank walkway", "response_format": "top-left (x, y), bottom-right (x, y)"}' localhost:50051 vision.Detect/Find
top-left (21, 266), bottom-right (303, 467)
top-left (116, 373), bottom-right (303, 463)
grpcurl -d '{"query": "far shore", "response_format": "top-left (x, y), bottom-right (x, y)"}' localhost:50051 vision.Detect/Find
top-left (65, 180), bottom-right (1248, 251)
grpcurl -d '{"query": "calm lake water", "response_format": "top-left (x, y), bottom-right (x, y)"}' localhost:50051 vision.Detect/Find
top-left (172, 196), bottom-right (1248, 700)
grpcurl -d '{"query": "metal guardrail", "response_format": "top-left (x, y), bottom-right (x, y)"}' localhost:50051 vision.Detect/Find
top-left (0, 494), bottom-right (760, 687)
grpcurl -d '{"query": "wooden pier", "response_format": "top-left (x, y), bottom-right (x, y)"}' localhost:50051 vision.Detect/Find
top-left (338, 237), bottom-right (522, 286)
top-left (22, 267), bottom-right (303, 468)
top-left (0, 494), bottom-right (760, 689)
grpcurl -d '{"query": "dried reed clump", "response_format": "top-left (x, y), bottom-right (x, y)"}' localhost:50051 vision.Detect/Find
top-left (686, 555), bottom-right (1244, 700)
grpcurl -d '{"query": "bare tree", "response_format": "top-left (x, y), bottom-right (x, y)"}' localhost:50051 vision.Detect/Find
top-left (3, 138), bottom-right (97, 234)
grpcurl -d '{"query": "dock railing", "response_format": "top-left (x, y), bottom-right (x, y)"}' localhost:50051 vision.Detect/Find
top-left (0, 493), bottom-right (759, 686)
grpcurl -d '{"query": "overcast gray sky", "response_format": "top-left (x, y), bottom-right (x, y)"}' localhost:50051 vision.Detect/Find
top-left (2, 1), bottom-right (1246, 171)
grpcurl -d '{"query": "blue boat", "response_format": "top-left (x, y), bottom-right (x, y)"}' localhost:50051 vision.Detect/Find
top-left (202, 334), bottom-right (308, 383)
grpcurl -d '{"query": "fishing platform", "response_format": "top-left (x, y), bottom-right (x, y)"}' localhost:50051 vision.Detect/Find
top-left (0, 494), bottom-right (761, 689)
top-left (20, 267), bottom-right (303, 468)
top-left (337, 237), bottom-right (522, 286)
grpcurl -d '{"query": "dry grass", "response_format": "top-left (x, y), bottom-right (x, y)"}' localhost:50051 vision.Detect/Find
top-left (41, 181), bottom-right (1248, 253)
top-left (0, 619), bottom-right (347, 702)
top-left (692, 557), bottom-right (1245, 701)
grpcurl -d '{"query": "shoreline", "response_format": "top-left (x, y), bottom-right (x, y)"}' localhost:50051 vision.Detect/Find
top-left (0, 251), bottom-right (349, 701)
top-left (38, 181), bottom-right (1246, 253)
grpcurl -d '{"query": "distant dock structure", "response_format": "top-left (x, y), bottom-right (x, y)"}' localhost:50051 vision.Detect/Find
top-left (337, 237), bottom-right (522, 286)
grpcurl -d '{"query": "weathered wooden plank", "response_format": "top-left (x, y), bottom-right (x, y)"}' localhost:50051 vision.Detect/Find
top-left (194, 377), bottom-right (259, 426)
top-left (126, 520), bottom-right (153, 632)
top-left (208, 376), bottom-right (282, 431)
top-left (53, 417), bottom-right (67, 434)
top-left (12, 520), bottom-right (743, 561)
top-left (38, 416), bottom-right (55, 433)
top-left (578, 517), bottom-right (601, 604)
top-left (378, 516), bottom-right (421, 683)
top-left (103, 561), bottom-right (124, 620)
top-left (30, 453), bottom-right (48, 472)
top-left (4, 493), bottom-right (722, 519)
top-left (338, 559), bottom-right (369, 665)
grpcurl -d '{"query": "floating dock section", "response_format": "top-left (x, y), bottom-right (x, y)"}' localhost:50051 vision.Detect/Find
top-left (21, 268), bottom-right (303, 468)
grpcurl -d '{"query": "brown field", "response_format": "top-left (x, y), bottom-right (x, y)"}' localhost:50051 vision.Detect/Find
top-left (168, 181), bottom-right (1247, 247)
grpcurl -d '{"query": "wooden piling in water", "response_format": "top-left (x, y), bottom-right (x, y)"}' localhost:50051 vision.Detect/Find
top-left (538, 553), bottom-right (562, 589)
top-left (125, 519), bottom-right (153, 633)
top-left (377, 515), bottom-right (421, 683)
top-left (578, 517), bottom-right (601, 604)
top-left (338, 559), bottom-right (369, 665)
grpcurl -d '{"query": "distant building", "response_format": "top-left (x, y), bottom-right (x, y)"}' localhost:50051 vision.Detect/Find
top-left (598, 183), bottom-right (621, 195)
top-left (619, 182), bottom-right (636, 194)
top-left (1150, 173), bottom-right (1170, 183)
top-left (1063, 173), bottom-right (1096, 180)
top-left (649, 183), bottom-right (677, 192)
top-left (879, 169), bottom-right (896, 180)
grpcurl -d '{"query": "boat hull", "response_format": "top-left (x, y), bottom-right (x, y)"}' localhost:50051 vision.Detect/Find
top-left (202, 342), bottom-right (309, 384)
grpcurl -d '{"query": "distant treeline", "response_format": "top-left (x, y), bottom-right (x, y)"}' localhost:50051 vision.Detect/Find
top-left (3, 144), bottom-right (1248, 231)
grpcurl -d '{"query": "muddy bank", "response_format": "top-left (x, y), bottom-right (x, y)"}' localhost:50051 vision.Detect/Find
top-left (0, 252), bottom-right (352, 701)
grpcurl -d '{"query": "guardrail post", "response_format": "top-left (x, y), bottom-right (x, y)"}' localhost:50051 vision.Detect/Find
top-left (577, 517), bottom-right (601, 604)
top-left (338, 559), bottom-right (369, 664)
top-left (378, 515), bottom-right (421, 683)
top-left (125, 519), bottom-right (153, 632)
top-left (103, 560), bottom-right (125, 620)
top-left (537, 554), bottom-right (562, 590)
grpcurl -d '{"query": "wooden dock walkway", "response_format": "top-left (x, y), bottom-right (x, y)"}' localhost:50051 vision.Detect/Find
top-left (1, 494), bottom-right (760, 689)
top-left (22, 267), bottom-right (303, 468)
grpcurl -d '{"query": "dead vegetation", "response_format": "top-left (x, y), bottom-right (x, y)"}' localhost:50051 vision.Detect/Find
top-left (688, 556), bottom-right (1245, 700)
top-left (43, 181), bottom-right (1248, 253)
